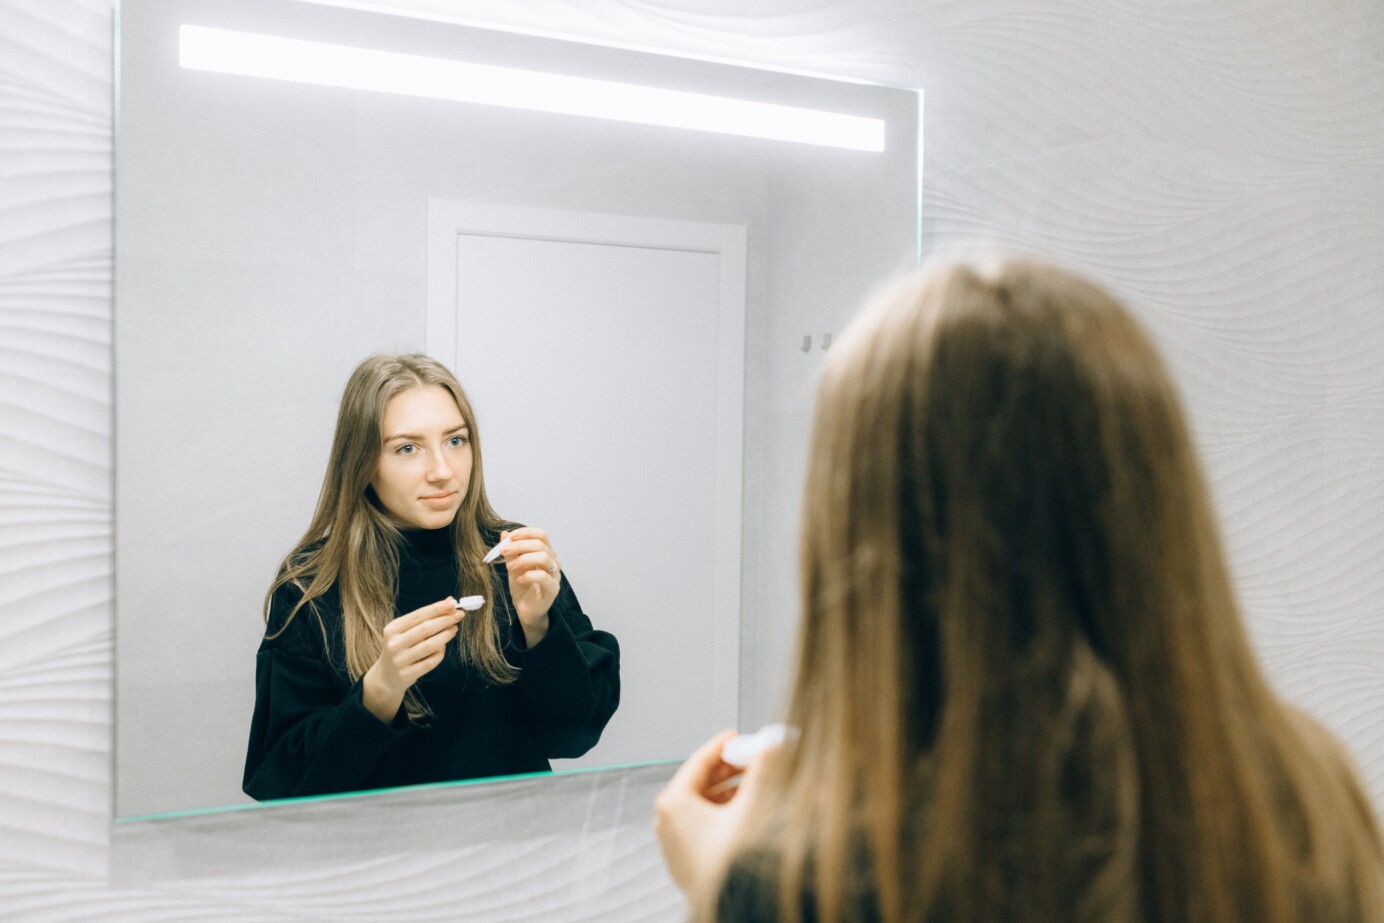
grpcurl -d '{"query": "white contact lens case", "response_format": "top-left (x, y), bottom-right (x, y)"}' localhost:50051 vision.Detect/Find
top-left (455, 595), bottom-right (485, 611)
top-left (721, 723), bottom-right (796, 768)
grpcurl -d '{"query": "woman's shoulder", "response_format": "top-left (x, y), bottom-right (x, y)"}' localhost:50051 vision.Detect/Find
top-left (717, 834), bottom-right (883, 923)
top-left (718, 850), bottom-right (793, 921)
top-left (283, 538), bottom-right (327, 571)
top-left (1281, 703), bottom-right (1373, 794)
top-left (264, 574), bottom-right (340, 653)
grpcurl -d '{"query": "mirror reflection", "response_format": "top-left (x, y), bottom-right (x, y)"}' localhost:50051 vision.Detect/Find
top-left (115, 0), bottom-right (919, 817)
top-left (242, 355), bottom-right (621, 799)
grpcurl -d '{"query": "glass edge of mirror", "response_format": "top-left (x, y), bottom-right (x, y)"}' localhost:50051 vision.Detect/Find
top-left (113, 756), bottom-right (688, 824)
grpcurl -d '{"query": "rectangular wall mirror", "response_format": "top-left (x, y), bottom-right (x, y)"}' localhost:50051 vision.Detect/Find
top-left (115, 0), bottom-right (921, 818)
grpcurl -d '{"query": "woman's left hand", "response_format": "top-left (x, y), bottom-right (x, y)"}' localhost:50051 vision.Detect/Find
top-left (653, 730), bottom-right (773, 898)
top-left (497, 526), bottom-right (561, 647)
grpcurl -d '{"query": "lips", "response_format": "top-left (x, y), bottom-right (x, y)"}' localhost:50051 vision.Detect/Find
top-left (420, 491), bottom-right (456, 502)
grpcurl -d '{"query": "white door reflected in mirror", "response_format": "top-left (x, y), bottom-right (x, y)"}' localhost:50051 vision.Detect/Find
top-left (428, 202), bottom-right (745, 771)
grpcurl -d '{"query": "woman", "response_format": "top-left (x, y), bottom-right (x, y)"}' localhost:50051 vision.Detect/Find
top-left (655, 255), bottom-right (1383, 922)
top-left (243, 354), bottom-right (619, 800)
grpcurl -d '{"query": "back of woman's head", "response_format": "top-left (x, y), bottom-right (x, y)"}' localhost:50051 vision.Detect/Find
top-left (743, 253), bottom-right (1382, 923)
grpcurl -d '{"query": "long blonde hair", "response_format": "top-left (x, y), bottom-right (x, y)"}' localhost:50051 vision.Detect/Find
top-left (718, 256), bottom-right (1383, 922)
top-left (265, 354), bottom-right (516, 719)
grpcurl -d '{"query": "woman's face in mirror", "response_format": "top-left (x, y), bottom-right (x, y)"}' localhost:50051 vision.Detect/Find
top-left (371, 385), bottom-right (474, 530)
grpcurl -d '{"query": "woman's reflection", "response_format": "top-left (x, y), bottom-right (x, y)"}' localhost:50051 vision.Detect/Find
top-left (242, 354), bottom-right (620, 800)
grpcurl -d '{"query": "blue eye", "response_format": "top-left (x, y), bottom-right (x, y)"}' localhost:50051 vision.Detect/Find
top-left (397, 444), bottom-right (417, 455)
top-left (448, 434), bottom-right (469, 448)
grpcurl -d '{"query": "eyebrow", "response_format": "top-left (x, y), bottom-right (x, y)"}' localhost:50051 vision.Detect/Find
top-left (382, 424), bottom-right (469, 444)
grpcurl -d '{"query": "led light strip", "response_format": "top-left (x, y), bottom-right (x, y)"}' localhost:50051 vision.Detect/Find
top-left (179, 24), bottom-right (886, 151)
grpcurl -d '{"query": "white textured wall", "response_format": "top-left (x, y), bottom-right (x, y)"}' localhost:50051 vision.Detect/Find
top-left (2, 0), bottom-right (1381, 919)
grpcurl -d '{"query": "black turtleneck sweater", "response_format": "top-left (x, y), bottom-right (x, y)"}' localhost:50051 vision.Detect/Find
top-left (242, 526), bottom-right (620, 801)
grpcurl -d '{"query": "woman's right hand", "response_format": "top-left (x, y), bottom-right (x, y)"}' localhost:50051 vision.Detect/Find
top-left (361, 598), bottom-right (463, 723)
top-left (653, 730), bottom-right (775, 897)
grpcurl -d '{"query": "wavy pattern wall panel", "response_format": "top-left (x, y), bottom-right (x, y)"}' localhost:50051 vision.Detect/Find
top-left (1, 0), bottom-right (1381, 918)
top-left (0, 0), bottom-right (114, 882)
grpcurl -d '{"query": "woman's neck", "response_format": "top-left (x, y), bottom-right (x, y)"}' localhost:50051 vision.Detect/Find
top-left (399, 524), bottom-right (455, 563)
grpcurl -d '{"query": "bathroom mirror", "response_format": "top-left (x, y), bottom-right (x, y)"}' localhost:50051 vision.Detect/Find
top-left (115, 0), bottom-right (920, 817)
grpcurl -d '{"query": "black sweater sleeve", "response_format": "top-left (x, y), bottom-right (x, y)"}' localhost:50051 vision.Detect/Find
top-left (241, 586), bottom-right (402, 801)
top-left (507, 572), bottom-right (620, 758)
top-left (717, 856), bottom-right (794, 923)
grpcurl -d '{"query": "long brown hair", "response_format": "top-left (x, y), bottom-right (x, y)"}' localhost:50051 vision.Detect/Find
top-left (265, 354), bottom-right (516, 719)
top-left (717, 255), bottom-right (1383, 922)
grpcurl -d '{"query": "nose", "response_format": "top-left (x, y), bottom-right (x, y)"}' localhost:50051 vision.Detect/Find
top-left (427, 447), bottom-right (453, 482)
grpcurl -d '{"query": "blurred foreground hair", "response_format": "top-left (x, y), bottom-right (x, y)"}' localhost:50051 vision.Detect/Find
top-left (715, 255), bottom-right (1383, 923)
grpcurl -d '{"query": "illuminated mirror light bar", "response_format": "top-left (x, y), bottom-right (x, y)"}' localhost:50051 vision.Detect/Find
top-left (179, 25), bottom-right (886, 152)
